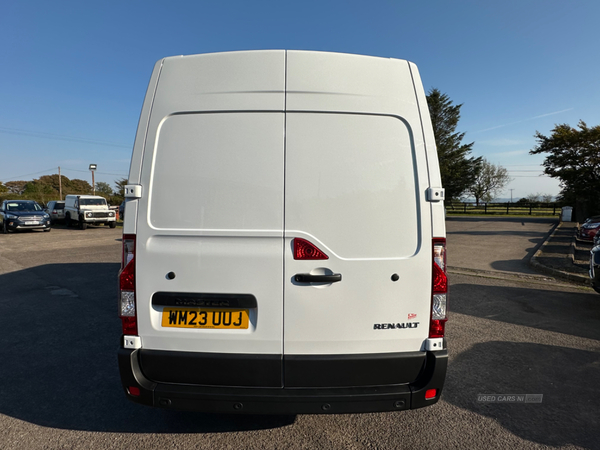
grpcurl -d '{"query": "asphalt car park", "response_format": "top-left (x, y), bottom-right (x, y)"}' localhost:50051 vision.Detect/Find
top-left (0, 219), bottom-right (599, 450)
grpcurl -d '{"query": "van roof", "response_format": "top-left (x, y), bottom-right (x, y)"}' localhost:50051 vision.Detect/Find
top-left (66, 195), bottom-right (104, 199)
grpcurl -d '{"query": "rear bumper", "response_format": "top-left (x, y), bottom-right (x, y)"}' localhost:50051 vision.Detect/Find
top-left (118, 347), bottom-right (448, 414)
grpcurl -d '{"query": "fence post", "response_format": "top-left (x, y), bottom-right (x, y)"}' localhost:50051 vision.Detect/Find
top-left (464, 202), bottom-right (467, 213)
top-left (529, 204), bottom-right (532, 215)
top-left (506, 202), bottom-right (510, 214)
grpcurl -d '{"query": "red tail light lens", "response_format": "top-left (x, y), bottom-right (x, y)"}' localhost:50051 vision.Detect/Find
top-left (119, 234), bottom-right (137, 336)
top-left (433, 262), bottom-right (447, 292)
top-left (430, 238), bottom-right (447, 338)
top-left (293, 238), bottom-right (329, 260)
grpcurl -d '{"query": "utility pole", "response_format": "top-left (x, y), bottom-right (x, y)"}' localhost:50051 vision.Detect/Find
top-left (58, 166), bottom-right (62, 200)
top-left (509, 189), bottom-right (514, 203)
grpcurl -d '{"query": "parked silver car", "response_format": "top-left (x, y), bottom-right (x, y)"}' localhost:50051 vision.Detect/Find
top-left (45, 200), bottom-right (65, 224)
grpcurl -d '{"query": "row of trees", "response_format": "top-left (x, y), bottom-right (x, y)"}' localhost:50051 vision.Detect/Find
top-left (530, 121), bottom-right (600, 221)
top-left (426, 89), bottom-right (510, 205)
top-left (0, 175), bottom-right (128, 206)
top-left (427, 89), bottom-right (600, 221)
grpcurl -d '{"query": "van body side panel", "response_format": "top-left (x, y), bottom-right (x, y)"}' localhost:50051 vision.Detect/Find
top-left (129, 59), bottom-right (163, 186)
top-left (125, 60), bottom-right (163, 235)
top-left (409, 62), bottom-right (447, 238)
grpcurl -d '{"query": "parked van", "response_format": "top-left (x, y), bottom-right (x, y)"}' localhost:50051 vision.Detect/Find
top-left (118, 51), bottom-right (448, 414)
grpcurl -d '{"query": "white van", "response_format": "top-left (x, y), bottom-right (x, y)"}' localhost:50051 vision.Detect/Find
top-left (118, 50), bottom-right (448, 414)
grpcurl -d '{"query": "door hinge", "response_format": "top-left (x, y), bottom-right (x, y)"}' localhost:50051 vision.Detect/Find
top-left (426, 188), bottom-right (445, 202)
top-left (124, 185), bottom-right (142, 199)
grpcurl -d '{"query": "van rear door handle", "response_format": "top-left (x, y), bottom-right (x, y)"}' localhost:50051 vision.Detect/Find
top-left (294, 273), bottom-right (342, 283)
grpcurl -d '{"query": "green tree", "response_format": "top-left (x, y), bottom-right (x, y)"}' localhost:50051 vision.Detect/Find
top-left (530, 121), bottom-right (600, 221)
top-left (36, 174), bottom-right (64, 194)
top-left (467, 159), bottom-right (511, 206)
top-left (95, 181), bottom-right (113, 196)
top-left (65, 179), bottom-right (93, 195)
top-left (5, 181), bottom-right (28, 195)
top-left (23, 180), bottom-right (55, 205)
top-left (427, 88), bottom-right (482, 200)
top-left (115, 178), bottom-right (128, 197)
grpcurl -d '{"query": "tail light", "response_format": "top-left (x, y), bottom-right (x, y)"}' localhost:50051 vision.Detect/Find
top-left (119, 234), bottom-right (137, 335)
top-left (430, 238), bottom-right (447, 338)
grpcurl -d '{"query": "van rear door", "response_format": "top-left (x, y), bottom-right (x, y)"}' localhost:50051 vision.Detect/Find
top-left (283, 52), bottom-right (433, 387)
top-left (284, 113), bottom-right (431, 349)
top-left (133, 52), bottom-right (286, 388)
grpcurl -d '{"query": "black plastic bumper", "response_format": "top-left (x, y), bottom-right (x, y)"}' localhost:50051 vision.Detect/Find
top-left (118, 347), bottom-right (447, 414)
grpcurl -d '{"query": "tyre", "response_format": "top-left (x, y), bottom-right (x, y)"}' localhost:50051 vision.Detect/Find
top-left (2, 222), bottom-right (8, 234)
top-left (109, 222), bottom-right (116, 229)
top-left (80, 220), bottom-right (87, 230)
top-left (65, 213), bottom-right (72, 227)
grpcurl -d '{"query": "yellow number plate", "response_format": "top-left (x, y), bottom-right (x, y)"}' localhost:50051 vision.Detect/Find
top-left (162, 308), bottom-right (249, 329)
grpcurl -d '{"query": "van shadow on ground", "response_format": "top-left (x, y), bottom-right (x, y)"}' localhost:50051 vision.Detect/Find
top-left (444, 341), bottom-right (600, 449)
top-left (0, 263), bottom-right (295, 433)
top-left (488, 236), bottom-right (546, 274)
top-left (446, 282), bottom-right (600, 448)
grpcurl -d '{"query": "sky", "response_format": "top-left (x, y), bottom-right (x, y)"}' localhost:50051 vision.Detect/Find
top-left (1, 0), bottom-right (599, 201)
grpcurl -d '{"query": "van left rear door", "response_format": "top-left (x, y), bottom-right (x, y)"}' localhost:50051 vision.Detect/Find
top-left (135, 112), bottom-right (285, 387)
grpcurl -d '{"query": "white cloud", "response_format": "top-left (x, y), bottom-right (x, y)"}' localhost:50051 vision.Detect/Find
top-left (488, 150), bottom-right (529, 157)
top-left (472, 108), bottom-right (574, 134)
top-left (477, 138), bottom-right (523, 146)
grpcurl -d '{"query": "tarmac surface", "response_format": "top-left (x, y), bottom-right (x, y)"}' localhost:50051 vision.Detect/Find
top-left (529, 221), bottom-right (590, 285)
top-left (445, 216), bottom-right (590, 288)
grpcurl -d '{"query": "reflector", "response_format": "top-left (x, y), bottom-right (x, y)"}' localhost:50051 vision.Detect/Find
top-left (425, 389), bottom-right (437, 399)
top-left (128, 386), bottom-right (141, 397)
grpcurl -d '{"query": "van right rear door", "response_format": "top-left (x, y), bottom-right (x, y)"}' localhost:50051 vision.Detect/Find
top-left (282, 52), bottom-right (433, 388)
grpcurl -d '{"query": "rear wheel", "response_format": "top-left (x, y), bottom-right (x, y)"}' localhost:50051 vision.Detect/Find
top-left (65, 213), bottom-right (72, 227)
